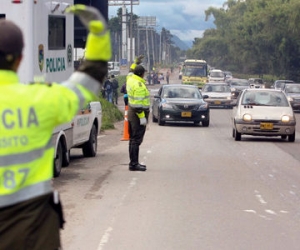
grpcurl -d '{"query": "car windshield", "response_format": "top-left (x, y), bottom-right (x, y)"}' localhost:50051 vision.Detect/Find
top-left (241, 91), bottom-right (289, 106)
top-left (285, 85), bottom-right (300, 93)
top-left (162, 87), bottom-right (201, 99)
top-left (203, 84), bottom-right (231, 92)
top-left (210, 72), bottom-right (224, 77)
top-left (230, 81), bottom-right (249, 86)
top-left (275, 82), bottom-right (285, 89)
top-left (249, 78), bottom-right (263, 84)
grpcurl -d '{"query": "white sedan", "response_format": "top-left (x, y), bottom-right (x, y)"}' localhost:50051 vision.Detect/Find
top-left (232, 89), bottom-right (296, 142)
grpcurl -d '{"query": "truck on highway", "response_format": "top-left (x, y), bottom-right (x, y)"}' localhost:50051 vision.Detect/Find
top-left (0, 0), bottom-right (103, 177)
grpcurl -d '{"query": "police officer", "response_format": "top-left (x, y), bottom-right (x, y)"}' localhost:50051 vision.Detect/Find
top-left (126, 65), bottom-right (150, 171)
top-left (0, 5), bottom-right (111, 250)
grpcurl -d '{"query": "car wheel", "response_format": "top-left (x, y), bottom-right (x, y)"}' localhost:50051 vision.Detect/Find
top-left (232, 128), bottom-right (235, 138)
top-left (158, 111), bottom-right (165, 126)
top-left (152, 112), bottom-right (158, 123)
top-left (82, 124), bottom-right (97, 157)
top-left (202, 120), bottom-right (209, 127)
top-left (281, 135), bottom-right (287, 140)
top-left (288, 132), bottom-right (295, 142)
top-left (234, 129), bottom-right (241, 141)
top-left (54, 141), bottom-right (63, 178)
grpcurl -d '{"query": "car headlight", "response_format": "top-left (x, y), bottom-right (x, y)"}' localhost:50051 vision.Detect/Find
top-left (198, 103), bottom-right (208, 110)
top-left (227, 96), bottom-right (231, 100)
top-left (243, 114), bottom-right (252, 121)
top-left (161, 103), bottom-right (173, 109)
top-left (287, 96), bottom-right (294, 102)
top-left (281, 115), bottom-right (290, 123)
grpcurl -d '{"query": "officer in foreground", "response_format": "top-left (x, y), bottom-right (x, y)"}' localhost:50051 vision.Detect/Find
top-left (0, 5), bottom-right (111, 250)
top-left (127, 65), bottom-right (150, 171)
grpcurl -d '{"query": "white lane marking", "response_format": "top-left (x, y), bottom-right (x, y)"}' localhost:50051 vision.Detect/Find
top-left (97, 177), bottom-right (137, 250)
top-left (265, 209), bottom-right (277, 215)
top-left (255, 194), bottom-right (267, 204)
top-left (280, 210), bottom-right (289, 214)
top-left (268, 174), bottom-right (275, 179)
top-left (259, 214), bottom-right (272, 220)
top-left (244, 210), bottom-right (257, 214)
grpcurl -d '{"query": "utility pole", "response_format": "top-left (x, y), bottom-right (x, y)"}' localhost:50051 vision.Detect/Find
top-left (151, 28), bottom-right (155, 67)
top-left (130, 0), bottom-right (133, 65)
top-left (159, 29), bottom-right (162, 64)
top-left (108, 0), bottom-right (140, 69)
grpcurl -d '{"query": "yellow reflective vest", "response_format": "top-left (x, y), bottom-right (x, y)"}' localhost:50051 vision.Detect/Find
top-left (126, 74), bottom-right (150, 118)
top-left (0, 70), bottom-right (100, 208)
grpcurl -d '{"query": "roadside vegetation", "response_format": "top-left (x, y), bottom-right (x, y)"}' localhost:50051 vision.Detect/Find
top-left (187, 0), bottom-right (300, 81)
top-left (99, 75), bottom-right (127, 131)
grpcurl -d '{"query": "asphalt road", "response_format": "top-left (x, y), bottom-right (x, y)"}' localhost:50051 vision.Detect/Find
top-left (54, 74), bottom-right (300, 250)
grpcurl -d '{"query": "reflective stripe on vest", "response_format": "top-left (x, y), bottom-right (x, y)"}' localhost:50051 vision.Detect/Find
top-left (127, 74), bottom-right (150, 109)
top-left (0, 180), bottom-right (52, 207)
top-left (0, 138), bottom-right (52, 166)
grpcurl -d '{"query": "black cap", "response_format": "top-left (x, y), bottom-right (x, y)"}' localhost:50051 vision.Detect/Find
top-left (133, 65), bottom-right (146, 77)
top-left (0, 20), bottom-right (24, 58)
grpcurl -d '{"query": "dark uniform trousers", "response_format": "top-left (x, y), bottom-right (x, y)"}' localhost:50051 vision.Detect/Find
top-left (0, 193), bottom-right (61, 250)
top-left (128, 106), bottom-right (149, 166)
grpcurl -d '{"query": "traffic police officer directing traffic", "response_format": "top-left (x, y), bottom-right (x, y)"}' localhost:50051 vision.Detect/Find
top-left (0, 5), bottom-right (111, 250)
top-left (127, 63), bottom-right (150, 171)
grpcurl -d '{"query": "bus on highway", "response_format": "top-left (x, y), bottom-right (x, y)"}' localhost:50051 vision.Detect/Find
top-left (181, 59), bottom-right (208, 88)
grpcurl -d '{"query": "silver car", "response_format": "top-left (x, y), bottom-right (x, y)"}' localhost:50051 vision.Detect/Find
top-left (232, 89), bottom-right (296, 142)
top-left (202, 83), bottom-right (232, 108)
top-left (284, 83), bottom-right (300, 111)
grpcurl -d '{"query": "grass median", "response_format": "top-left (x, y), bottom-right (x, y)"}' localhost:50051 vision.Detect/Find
top-left (100, 75), bottom-right (126, 131)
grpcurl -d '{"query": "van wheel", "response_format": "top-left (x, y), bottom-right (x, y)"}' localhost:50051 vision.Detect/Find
top-left (54, 141), bottom-right (63, 177)
top-left (82, 125), bottom-right (97, 157)
top-left (62, 150), bottom-right (70, 167)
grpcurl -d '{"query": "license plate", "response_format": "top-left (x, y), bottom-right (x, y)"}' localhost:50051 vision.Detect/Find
top-left (214, 101), bottom-right (221, 104)
top-left (260, 122), bottom-right (273, 130)
top-left (181, 111), bottom-right (192, 117)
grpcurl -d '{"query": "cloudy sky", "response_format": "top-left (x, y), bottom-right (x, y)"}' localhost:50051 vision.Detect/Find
top-left (108, 0), bottom-right (224, 42)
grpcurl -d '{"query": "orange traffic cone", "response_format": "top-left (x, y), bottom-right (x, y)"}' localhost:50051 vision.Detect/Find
top-left (121, 105), bottom-right (130, 141)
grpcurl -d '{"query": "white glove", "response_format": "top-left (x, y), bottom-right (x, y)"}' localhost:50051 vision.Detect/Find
top-left (140, 117), bottom-right (147, 126)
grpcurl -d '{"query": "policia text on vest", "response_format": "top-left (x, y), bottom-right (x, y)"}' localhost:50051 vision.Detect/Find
top-left (0, 4), bottom-right (112, 250)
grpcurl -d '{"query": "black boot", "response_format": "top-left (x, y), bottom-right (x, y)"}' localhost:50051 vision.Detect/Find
top-left (129, 144), bottom-right (139, 166)
top-left (129, 164), bottom-right (146, 171)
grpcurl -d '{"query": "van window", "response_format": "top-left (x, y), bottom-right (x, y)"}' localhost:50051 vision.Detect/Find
top-left (48, 16), bottom-right (66, 50)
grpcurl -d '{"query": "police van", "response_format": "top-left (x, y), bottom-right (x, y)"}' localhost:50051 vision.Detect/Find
top-left (0, 0), bottom-right (102, 177)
